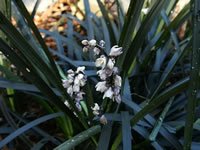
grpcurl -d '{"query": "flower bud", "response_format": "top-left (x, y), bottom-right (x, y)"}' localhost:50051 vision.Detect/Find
top-left (88, 39), bottom-right (97, 47)
top-left (83, 46), bottom-right (89, 53)
top-left (81, 40), bottom-right (88, 45)
top-left (100, 115), bottom-right (107, 124)
top-left (76, 102), bottom-right (82, 111)
top-left (91, 103), bottom-right (100, 116)
top-left (99, 40), bottom-right (105, 47)
top-left (109, 45), bottom-right (123, 56)
top-left (93, 47), bottom-right (100, 55)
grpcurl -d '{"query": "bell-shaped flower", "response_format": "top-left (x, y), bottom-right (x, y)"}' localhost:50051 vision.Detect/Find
top-left (62, 79), bottom-right (71, 89)
top-left (114, 95), bottom-right (121, 104)
top-left (75, 92), bottom-right (85, 102)
top-left (95, 55), bottom-right (107, 69)
top-left (103, 87), bottom-right (114, 99)
top-left (97, 69), bottom-right (107, 80)
top-left (91, 103), bottom-right (100, 116)
top-left (76, 66), bottom-right (85, 73)
top-left (112, 67), bottom-right (119, 75)
top-left (95, 81), bottom-right (108, 93)
top-left (73, 84), bottom-right (80, 93)
top-left (114, 75), bottom-right (122, 88)
top-left (93, 47), bottom-right (100, 55)
top-left (99, 40), bottom-right (105, 47)
top-left (76, 102), bottom-right (82, 111)
top-left (107, 58), bottom-right (115, 70)
top-left (109, 45), bottom-right (123, 56)
top-left (113, 87), bottom-right (120, 96)
top-left (83, 46), bottom-right (89, 53)
top-left (67, 69), bottom-right (74, 74)
top-left (81, 40), bottom-right (88, 45)
top-left (88, 39), bottom-right (97, 47)
top-left (100, 115), bottom-right (107, 124)
top-left (67, 85), bottom-right (73, 96)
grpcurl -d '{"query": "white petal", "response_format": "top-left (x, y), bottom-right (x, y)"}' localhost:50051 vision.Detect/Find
top-left (100, 115), bottom-right (107, 124)
top-left (73, 84), bottom-right (80, 93)
top-left (109, 45), bottom-right (123, 56)
top-left (103, 87), bottom-right (114, 99)
top-left (81, 40), bottom-right (88, 45)
top-left (114, 75), bottom-right (122, 87)
top-left (76, 66), bottom-right (85, 73)
top-left (93, 47), bottom-right (100, 55)
top-left (95, 81), bottom-right (108, 93)
top-left (88, 39), bottom-right (97, 47)
top-left (97, 69), bottom-right (107, 80)
top-left (67, 85), bottom-right (73, 96)
top-left (107, 58), bottom-right (115, 69)
top-left (95, 55), bottom-right (107, 69)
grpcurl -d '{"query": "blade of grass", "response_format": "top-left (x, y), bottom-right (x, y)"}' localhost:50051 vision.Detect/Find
top-left (97, 122), bottom-right (112, 150)
top-left (121, 111), bottom-right (132, 150)
top-left (0, 112), bottom-right (64, 149)
top-left (120, 0), bottom-right (168, 75)
top-left (184, 0), bottom-right (200, 149)
top-left (96, 0), bottom-right (116, 45)
top-left (14, 0), bottom-right (61, 79)
top-left (112, 77), bottom-right (189, 149)
top-left (54, 125), bottom-right (101, 150)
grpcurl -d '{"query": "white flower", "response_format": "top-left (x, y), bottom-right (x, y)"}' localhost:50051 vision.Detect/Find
top-left (88, 39), bottom-right (97, 47)
top-left (67, 69), bottom-right (74, 74)
top-left (67, 85), bottom-right (73, 96)
top-left (109, 45), bottom-right (123, 56)
top-left (74, 76), bottom-right (80, 85)
top-left (81, 40), bottom-right (88, 45)
top-left (103, 87), bottom-right (114, 99)
top-left (114, 75), bottom-right (122, 87)
top-left (107, 58), bottom-right (115, 69)
top-left (62, 79), bottom-right (71, 88)
top-left (97, 69), bottom-right (107, 80)
top-left (83, 46), bottom-right (89, 53)
top-left (95, 55), bottom-right (107, 69)
top-left (73, 84), bottom-right (80, 93)
top-left (75, 92), bottom-right (85, 102)
top-left (95, 81), bottom-right (108, 93)
top-left (113, 67), bottom-right (119, 74)
top-left (99, 40), bottom-right (105, 47)
top-left (91, 103), bottom-right (100, 116)
top-left (76, 66), bottom-right (85, 73)
top-left (100, 115), bottom-right (107, 124)
top-left (114, 95), bottom-right (121, 104)
top-left (76, 102), bottom-right (82, 111)
top-left (93, 47), bottom-right (100, 55)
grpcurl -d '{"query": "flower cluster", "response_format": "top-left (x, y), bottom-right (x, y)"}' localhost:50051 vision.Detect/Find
top-left (62, 66), bottom-right (87, 111)
top-left (82, 39), bottom-right (123, 104)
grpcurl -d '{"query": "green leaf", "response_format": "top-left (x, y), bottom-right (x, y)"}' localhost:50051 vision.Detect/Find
top-left (184, 1), bottom-right (200, 149)
top-left (54, 125), bottom-right (101, 150)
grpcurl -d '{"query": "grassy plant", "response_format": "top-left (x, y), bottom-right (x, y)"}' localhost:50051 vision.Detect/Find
top-left (0, 0), bottom-right (199, 150)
